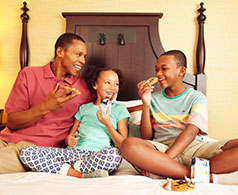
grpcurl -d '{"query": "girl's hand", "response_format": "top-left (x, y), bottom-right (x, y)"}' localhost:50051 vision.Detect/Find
top-left (96, 106), bottom-right (111, 126)
top-left (137, 81), bottom-right (153, 106)
top-left (65, 132), bottom-right (79, 147)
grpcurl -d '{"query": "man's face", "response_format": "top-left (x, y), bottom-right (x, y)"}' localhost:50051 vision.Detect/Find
top-left (60, 39), bottom-right (87, 77)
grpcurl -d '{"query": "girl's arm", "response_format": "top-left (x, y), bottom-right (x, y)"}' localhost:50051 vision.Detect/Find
top-left (105, 117), bottom-right (129, 148)
top-left (65, 119), bottom-right (80, 147)
top-left (97, 107), bottom-right (128, 148)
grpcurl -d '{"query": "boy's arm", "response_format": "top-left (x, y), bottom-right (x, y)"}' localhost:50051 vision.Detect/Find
top-left (165, 124), bottom-right (199, 159)
top-left (137, 80), bottom-right (154, 140)
top-left (140, 104), bottom-right (153, 139)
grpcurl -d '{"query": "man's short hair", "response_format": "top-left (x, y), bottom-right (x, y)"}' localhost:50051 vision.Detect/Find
top-left (160, 50), bottom-right (187, 68)
top-left (54, 33), bottom-right (85, 57)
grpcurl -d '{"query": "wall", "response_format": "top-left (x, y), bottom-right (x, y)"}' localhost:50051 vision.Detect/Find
top-left (0, 0), bottom-right (237, 140)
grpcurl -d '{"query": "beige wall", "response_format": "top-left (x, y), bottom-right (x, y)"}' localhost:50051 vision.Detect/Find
top-left (0, 0), bottom-right (237, 140)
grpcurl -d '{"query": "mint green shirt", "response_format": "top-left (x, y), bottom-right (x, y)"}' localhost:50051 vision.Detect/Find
top-left (70, 102), bottom-right (130, 151)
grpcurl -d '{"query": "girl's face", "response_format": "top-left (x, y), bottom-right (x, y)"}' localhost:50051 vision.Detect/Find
top-left (93, 70), bottom-right (119, 100)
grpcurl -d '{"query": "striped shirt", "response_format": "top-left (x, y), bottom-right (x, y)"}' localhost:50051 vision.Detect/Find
top-left (150, 88), bottom-right (208, 142)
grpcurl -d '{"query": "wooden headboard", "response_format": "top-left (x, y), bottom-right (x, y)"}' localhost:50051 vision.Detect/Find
top-left (20, 2), bottom-right (206, 101)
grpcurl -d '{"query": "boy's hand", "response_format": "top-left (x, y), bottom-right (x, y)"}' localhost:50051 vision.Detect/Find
top-left (137, 80), bottom-right (153, 106)
top-left (65, 132), bottom-right (79, 147)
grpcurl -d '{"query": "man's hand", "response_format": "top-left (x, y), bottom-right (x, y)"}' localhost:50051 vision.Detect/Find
top-left (7, 83), bottom-right (80, 130)
top-left (39, 83), bottom-right (80, 114)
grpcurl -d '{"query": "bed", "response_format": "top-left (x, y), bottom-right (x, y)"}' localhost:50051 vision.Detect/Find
top-left (1, 2), bottom-right (238, 195)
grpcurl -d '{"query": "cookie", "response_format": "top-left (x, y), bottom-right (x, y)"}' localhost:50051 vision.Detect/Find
top-left (163, 178), bottom-right (195, 191)
top-left (59, 85), bottom-right (80, 94)
top-left (144, 77), bottom-right (158, 87)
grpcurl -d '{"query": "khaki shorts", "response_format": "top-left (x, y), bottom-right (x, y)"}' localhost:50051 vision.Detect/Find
top-left (150, 138), bottom-right (229, 166)
top-left (0, 140), bottom-right (35, 174)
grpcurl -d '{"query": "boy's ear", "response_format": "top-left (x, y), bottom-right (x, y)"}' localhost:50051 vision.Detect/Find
top-left (179, 66), bottom-right (186, 77)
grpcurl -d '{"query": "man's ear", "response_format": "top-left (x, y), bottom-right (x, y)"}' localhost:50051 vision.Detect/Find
top-left (93, 84), bottom-right (97, 90)
top-left (56, 47), bottom-right (64, 58)
top-left (179, 66), bottom-right (186, 77)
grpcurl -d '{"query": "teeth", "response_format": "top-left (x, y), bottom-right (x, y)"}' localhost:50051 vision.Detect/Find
top-left (73, 65), bottom-right (81, 70)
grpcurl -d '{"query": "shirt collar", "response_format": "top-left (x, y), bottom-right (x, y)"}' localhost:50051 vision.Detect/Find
top-left (43, 62), bottom-right (75, 85)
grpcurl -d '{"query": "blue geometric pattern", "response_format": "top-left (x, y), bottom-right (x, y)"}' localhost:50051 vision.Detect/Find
top-left (20, 146), bottom-right (122, 174)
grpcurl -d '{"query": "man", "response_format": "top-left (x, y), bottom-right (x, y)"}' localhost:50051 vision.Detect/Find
top-left (0, 33), bottom-right (95, 173)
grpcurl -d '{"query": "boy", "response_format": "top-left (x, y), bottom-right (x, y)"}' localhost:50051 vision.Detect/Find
top-left (120, 50), bottom-right (238, 181)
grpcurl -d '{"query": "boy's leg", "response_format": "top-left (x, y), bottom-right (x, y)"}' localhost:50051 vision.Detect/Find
top-left (210, 139), bottom-right (238, 174)
top-left (0, 140), bottom-right (34, 174)
top-left (120, 137), bottom-right (190, 179)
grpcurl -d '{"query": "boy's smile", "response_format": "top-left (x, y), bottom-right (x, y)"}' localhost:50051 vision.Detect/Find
top-left (155, 55), bottom-right (186, 96)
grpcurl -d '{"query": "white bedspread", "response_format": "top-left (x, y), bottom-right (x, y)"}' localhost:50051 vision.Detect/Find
top-left (1, 159), bottom-right (238, 195)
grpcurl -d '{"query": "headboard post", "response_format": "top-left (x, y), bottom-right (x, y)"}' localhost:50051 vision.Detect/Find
top-left (196, 2), bottom-right (206, 74)
top-left (20, 1), bottom-right (30, 70)
top-left (195, 2), bottom-right (207, 95)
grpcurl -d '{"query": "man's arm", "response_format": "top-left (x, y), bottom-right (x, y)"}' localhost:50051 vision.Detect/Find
top-left (165, 124), bottom-right (199, 159)
top-left (7, 83), bottom-right (79, 130)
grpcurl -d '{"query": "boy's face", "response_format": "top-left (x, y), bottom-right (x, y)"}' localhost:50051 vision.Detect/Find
top-left (155, 55), bottom-right (185, 89)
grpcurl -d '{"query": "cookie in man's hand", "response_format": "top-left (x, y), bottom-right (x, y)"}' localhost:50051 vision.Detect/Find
top-left (59, 85), bottom-right (80, 95)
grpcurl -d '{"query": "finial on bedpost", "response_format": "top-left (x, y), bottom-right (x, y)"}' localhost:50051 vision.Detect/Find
top-left (196, 2), bottom-right (206, 74)
top-left (20, 1), bottom-right (30, 70)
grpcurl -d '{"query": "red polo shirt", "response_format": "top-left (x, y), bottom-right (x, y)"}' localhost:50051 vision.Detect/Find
top-left (0, 63), bottom-right (94, 147)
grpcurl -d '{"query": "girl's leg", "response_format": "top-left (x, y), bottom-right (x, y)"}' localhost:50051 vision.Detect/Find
top-left (20, 146), bottom-right (109, 178)
top-left (74, 147), bottom-right (122, 173)
top-left (120, 137), bottom-right (190, 179)
top-left (20, 146), bottom-right (84, 174)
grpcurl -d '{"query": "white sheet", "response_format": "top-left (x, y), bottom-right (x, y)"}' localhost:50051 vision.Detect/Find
top-left (1, 159), bottom-right (238, 195)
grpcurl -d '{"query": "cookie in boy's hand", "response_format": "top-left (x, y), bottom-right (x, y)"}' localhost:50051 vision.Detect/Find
top-left (144, 77), bottom-right (158, 87)
top-left (59, 85), bottom-right (81, 95)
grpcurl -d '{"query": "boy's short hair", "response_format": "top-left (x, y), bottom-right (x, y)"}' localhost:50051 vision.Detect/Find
top-left (160, 50), bottom-right (187, 68)
top-left (54, 33), bottom-right (85, 57)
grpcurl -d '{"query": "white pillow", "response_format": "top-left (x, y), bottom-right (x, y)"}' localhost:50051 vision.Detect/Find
top-left (116, 100), bottom-right (142, 124)
top-left (116, 100), bottom-right (142, 107)
top-left (116, 100), bottom-right (143, 138)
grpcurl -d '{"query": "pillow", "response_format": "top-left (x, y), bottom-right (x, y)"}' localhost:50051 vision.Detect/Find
top-left (116, 100), bottom-right (142, 138)
top-left (116, 100), bottom-right (142, 108)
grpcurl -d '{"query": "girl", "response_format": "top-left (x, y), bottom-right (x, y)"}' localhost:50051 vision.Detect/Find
top-left (20, 66), bottom-right (130, 178)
